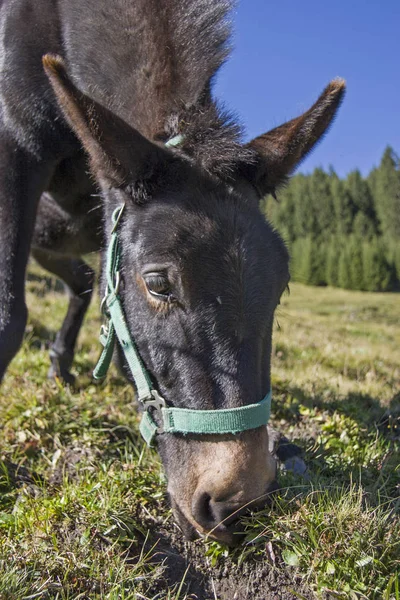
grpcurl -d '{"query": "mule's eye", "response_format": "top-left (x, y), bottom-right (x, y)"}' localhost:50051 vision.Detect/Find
top-left (143, 272), bottom-right (172, 300)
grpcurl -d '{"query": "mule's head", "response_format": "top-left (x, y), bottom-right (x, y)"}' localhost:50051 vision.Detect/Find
top-left (43, 55), bottom-right (344, 545)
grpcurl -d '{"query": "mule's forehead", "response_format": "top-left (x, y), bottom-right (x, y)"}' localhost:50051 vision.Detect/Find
top-left (132, 192), bottom-right (288, 282)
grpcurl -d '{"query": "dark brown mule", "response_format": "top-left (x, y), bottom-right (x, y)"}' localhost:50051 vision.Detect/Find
top-left (0, 0), bottom-right (344, 543)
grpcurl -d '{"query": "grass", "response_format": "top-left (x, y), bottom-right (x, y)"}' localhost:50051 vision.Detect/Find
top-left (0, 262), bottom-right (399, 599)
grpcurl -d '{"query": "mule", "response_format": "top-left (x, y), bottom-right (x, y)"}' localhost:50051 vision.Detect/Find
top-left (0, 0), bottom-right (345, 543)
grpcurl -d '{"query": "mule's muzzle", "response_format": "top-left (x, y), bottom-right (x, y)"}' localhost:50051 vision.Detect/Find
top-left (173, 479), bottom-right (279, 546)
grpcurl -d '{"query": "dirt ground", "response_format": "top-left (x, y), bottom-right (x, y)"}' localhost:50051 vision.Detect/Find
top-left (144, 525), bottom-right (315, 600)
top-left (138, 432), bottom-right (314, 600)
top-left (47, 438), bottom-right (315, 600)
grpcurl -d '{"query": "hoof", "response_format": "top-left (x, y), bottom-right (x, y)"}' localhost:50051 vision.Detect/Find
top-left (267, 426), bottom-right (308, 478)
top-left (48, 359), bottom-right (76, 386)
top-left (281, 455), bottom-right (309, 478)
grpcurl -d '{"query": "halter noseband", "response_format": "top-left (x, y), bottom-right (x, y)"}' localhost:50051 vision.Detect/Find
top-left (93, 202), bottom-right (272, 447)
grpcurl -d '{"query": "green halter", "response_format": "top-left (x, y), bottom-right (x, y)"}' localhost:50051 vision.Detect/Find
top-left (93, 204), bottom-right (272, 447)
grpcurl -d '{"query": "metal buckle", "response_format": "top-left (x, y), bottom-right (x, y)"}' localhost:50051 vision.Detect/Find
top-left (142, 389), bottom-right (166, 411)
top-left (99, 323), bottom-right (109, 342)
top-left (142, 390), bottom-right (167, 434)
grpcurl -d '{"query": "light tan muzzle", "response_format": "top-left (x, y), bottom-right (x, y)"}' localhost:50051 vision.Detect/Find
top-left (166, 426), bottom-right (277, 544)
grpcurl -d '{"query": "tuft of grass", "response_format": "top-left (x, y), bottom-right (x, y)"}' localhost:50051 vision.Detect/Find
top-left (240, 477), bottom-right (399, 599)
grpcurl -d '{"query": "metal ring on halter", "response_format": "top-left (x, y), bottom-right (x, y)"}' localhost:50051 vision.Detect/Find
top-left (111, 203), bottom-right (125, 233)
top-left (142, 390), bottom-right (167, 434)
top-left (100, 323), bottom-right (109, 339)
top-left (100, 293), bottom-right (109, 316)
top-left (102, 272), bottom-right (121, 311)
top-left (100, 271), bottom-right (120, 316)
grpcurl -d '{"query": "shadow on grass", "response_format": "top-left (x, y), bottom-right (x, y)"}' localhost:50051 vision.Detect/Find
top-left (141, 530), bottom-right (212, 600)
top-left (25, 316), bottom-right (56, 348)
top-left (271, 383), bottom-right (400, 503)
top-left (26, 270), bottom-right (65, 295)
top-left (273, 382), bottom-right (400, 439)
top-left (0, 460), bottom-right (44, 510)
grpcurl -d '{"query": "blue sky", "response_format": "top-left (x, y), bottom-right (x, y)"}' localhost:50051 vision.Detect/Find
top-left (214, 0), bottom-right (400, 178)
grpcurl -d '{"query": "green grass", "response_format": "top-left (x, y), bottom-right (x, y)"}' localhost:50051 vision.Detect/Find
top-left (0, 264), bottom-right (399, 599)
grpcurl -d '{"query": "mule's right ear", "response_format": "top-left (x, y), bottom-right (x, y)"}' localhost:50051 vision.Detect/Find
top-left (43, 54), bottom-right (174, 192)
top-left (245, 79), bottom-right (346, 198)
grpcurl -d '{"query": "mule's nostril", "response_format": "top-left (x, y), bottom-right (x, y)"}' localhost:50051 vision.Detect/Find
top-left (191, 489), bottom-right (262, 545)
top-left (192, 492), bottom-right (214, 529)
top-left (192, 490), bottom-right (243, 533)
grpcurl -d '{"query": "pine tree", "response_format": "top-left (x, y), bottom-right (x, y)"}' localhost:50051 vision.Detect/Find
top-left (326, 237), bottom-right (340, 287)
top-left (352, 211), bottom-right (375, 239)
top-left (383, 239), bottom-right (400, 290)
top-left (338, 244), bottom-right (352, 289)
top-left (308, 238), bottom-right (327, 286)
top-left (309, 168), bottom-right (335, 236)
top-left (346, 170), bottom-right (376, 219)
top-left (394, 244), bottom-right (400, 287)
top-left (290, 237), bottom-right (312, 284)
top-left (362, 238), bottom-right (391, 291)
top-left (331, 177), bottom-right (355, 235)
top-left (347, 235), bottom-right (365, 290)
top-left (372, 147), bottom-right (400, 241)
top-left (293, 176), bottom-right (317, 239)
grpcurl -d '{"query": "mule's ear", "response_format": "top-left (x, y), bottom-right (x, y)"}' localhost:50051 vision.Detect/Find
top-left (42, 54), bottom-right (173, 191)
top-left (246, 79), bottom-right (346, 197)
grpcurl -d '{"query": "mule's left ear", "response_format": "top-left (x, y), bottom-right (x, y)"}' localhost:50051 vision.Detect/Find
top-left (42, 54), bottom-right (177, 194)
top-left (245, 79), bottom-right (346, 198)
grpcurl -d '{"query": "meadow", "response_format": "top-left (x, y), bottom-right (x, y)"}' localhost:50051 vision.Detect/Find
top-left (0, 262), bottom-right (399, 599)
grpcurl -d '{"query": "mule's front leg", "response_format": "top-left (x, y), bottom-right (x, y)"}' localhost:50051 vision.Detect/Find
top-left (0, 133), bottom-right (53, 381)
top-left (32, 249), bottom-right (95, 384)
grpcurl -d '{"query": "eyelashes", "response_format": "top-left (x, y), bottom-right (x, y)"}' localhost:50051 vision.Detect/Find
top-left (143, 272), bottom-right (177, 304)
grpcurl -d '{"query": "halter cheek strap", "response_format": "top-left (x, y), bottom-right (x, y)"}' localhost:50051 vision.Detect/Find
top-left (93, 204), bottom-right (272, 447)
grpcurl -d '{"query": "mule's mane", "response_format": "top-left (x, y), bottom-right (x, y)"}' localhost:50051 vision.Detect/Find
top-left (164, 97), bottom-right (255, 181)
top-left (156, 0), bottom-right (255, 178)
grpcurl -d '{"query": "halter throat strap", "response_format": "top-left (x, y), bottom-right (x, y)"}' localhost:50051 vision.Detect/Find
top-left (93, 204), bottom-right (272, 447)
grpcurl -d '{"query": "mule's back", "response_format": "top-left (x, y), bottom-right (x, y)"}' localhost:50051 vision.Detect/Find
top-left (1, 0), bottom-right (237, 154)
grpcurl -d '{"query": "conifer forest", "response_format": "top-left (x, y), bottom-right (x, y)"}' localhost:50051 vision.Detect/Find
top-left (263, 146), bottom-right (400, 292)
